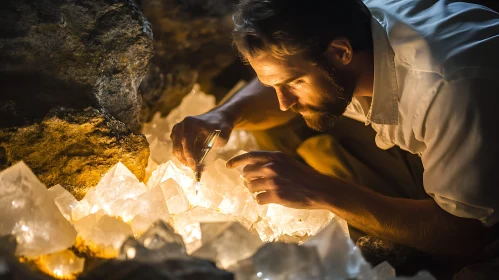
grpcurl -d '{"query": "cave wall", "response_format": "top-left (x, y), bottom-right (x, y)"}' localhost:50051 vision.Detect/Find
top-left (0, 0), bottom-right (153, 195)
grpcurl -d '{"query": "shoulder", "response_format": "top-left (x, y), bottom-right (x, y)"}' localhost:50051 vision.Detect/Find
top-left (366, 0), bottom-right (499, 75)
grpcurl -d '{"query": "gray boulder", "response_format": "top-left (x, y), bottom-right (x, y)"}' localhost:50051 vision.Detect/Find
top-left (0, 0), bottom-right (153, 132)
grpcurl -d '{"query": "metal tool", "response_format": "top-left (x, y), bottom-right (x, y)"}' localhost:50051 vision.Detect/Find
top-left (194, 130), bottom-right (221, 193)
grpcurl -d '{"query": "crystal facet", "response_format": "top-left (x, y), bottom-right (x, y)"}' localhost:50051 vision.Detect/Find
top-left (47, 185), bottom-right (78, 221)
top-left (193, 222), bottom-right (263, 269)
top-left (37, 250), bottom-right (85, 279)
top-left (74, 214), bottom-right (133, 258)
top-left (236, 242), bottom-right (323, 280)
top-left (304, 218), bottom-right (369, 279)
top-left (0, 162), bottom-right (77, 258)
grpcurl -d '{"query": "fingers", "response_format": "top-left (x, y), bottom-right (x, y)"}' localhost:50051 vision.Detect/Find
top-left (226, 151), bottom-right (281, 169)
top-left (255, 191), bottom-right (276, 205)
top-left (245, 177), bottom-right (291, 193)
top-left (242, 163), bottom-right (278, 182)
top-left (171, 123), bottom-right (187, 166)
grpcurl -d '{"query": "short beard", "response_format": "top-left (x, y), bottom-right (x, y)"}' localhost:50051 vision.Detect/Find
top-left (293, 59), bottom-right (355, 132)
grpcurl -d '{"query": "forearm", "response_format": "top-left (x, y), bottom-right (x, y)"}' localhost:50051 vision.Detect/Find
top-left (322, 180), bottom-right (491, 255)
top-left (214, 77), bottom-right (297, 131)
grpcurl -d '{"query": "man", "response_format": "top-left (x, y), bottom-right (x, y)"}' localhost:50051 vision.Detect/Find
top-left (171, 0), bottom-right (499, 258)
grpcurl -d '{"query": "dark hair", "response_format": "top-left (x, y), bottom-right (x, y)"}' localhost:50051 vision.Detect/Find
top-left (232, 0), bottom-right (373, 61)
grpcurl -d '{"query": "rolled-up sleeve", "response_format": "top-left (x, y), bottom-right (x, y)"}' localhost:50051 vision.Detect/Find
top-left (422, 75), bottom-right (499, 226)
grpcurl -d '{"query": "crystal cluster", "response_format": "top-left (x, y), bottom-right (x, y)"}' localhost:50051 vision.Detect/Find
top-left (0, 85), bottom-right (437, 280)
top-left (142, 84), bottom-right (260, 178)
top-left (0, 162), bottom-right (76, 258)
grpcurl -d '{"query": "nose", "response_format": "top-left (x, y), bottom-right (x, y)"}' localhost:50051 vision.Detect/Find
top-left (275, 87), bottom-right (298, 111)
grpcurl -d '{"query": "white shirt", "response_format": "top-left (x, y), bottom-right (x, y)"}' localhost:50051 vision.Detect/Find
top-left (344, 0), bottom-right (499, 226)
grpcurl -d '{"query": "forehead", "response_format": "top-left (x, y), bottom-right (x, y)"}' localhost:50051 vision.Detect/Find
top-left (247, 54), bottom-right (312, 85)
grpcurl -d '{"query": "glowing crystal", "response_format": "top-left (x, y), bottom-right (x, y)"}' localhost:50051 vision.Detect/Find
top-left (193, 222), bottom-right (263, 269)
top-left (201, 159), bottom-right (252, 216)
top-left (159, 178), bottom-right (190, 214)
top-left (371, 261), bottom-right (396, 280)
top-left (128, 186), bottom-right (171, 235)
top-left (173, 207), bottom-right (235, 253)
top-left (84, 162), bottom-right (148, 217)
top-left (37, 250), bottom-right (84, 279)
top-left (265, 204), bottom-right (334, 239)
top-left (0, 162), bottom-right (76, 258)
top-left (147, 160), bottom-right (196, 198)
top-left (74, 214), bottom-right (133, 257)
top-left (118, 220), bottom-right (187, 262)
top-left (47, 185), bottom-right (78, 221)
top-left (304, 218), bottom-right (369, 279)
top-left (236, 242), bottom-right (323, 280)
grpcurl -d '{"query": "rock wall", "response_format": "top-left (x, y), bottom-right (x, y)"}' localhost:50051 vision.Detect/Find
top-left (0, 0), bottom-right (153, 132)
top-left (0, 107), bottom-right (149, 200)
top-left (138, 0), bottom-right (253, 122)
top-left (0, 0), bottom-right (152, 196)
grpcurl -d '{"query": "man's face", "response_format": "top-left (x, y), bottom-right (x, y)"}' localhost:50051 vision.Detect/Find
top-left (248, 53), bottom-right (356, 131)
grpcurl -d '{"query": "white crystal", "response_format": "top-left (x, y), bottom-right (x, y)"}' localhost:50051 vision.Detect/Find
top-left (304, 218), bottom-right (369, 280)
top-left (371, 261), bottom-right (396, 280)
top-left (143, 85), bottom-right (216, 167)
top-left (165, 84), bottom-right (216, 129)
top-left (216, 131), bottom-right (259, 161)
top-left (173, 207), bottom-right (236, 253)
top-left (38, 250), bottom-right (84, 279)
top-left (159, 178), bottom-right (190, 214)
top-left (129, 186), bottom-right (171, 235)
top-left (200, 159), bottom-right (252, 216)
top-left (74, 214), bottom-right (132, 255)
top-left (47, 185), bottom-right (78, 221)
top-left (238, 242), bottom-right (323, 280)
top-left (84, 162), bottom-right (148, 217)
top-left (193, 222), bottom-right (263, 269)
top-left (0, 162), bottom-right (77, 257)
top-left (264, 204), bottom-right (334, 240)
top-left (147, 160), bottom-right (196, 198)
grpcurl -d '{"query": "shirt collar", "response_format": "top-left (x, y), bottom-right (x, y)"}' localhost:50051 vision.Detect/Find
top-left (367, 17), bottom-right (399, 125)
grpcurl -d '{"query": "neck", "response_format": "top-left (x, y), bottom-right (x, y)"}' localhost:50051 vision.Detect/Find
top-left (351, 51), bottom-right (374, 97)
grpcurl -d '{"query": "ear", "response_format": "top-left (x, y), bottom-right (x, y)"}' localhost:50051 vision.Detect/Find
top-left (323, 37), bottom-right (353, 66)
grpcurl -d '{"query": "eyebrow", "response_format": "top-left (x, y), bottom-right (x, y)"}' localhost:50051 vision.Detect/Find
top-left (260, 75), bottom-right (303, 87)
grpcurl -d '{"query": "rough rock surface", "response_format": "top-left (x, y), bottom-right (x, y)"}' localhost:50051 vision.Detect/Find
top-left (0, 107), bottom-right (149, 200)
top-left (138, 0), bottom-right (249, 122)
top-left (0, 0), bottom-right (153, 132)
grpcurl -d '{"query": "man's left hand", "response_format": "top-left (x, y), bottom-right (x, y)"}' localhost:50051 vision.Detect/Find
top-left (226, 150), bottom-right (337, 209)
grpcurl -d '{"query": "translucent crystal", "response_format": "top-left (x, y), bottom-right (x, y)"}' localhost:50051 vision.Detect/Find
top-left (237, 242), bottom-right (323, 280)
top-left (165, 84), bottom-right (216, 128)
top-left (128, 186), bottom-right (171, 235)
top-left (47, 185), bottom-right (78, 221)
top-left (159, 178), bottom-right (190, 214)
top-left (304, 218), bottom-right (369, 279)
top-left (71, 199), bottom-right (91, 221)
top-left (264, 204), bottom-right (334, 239)
top-left (253, 219), bottom-right (278, 242)
top-left (193, 222), bottom-right (263, 269)
top-left (371, 261), bottom-right (396, 280)
top-left (147, 160), bottom-right (196, 198)
top-left (200, 159), bottom-right (252, 216)
top-left (143, 85), bottom-right (216, 167)
top-left (37, 250), bottom-right (85, 279)
top-left (0, 162), bottom-right (77, 257)
top-left (172, 207), bottom-right (235, 253)
top-left (216, 131), bottom-right (259, 161)
top-left (84, 162), bottom-right (148, 218)
top-left (139, 220), bottom-right (186, 254)
top-left (74, 214), bottom-right (132, 257)
top-left (118, 221), bottom-right (187, 263)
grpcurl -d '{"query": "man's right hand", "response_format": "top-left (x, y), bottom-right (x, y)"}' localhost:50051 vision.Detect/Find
top-left (170, 111), bottom-right (234, 170)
